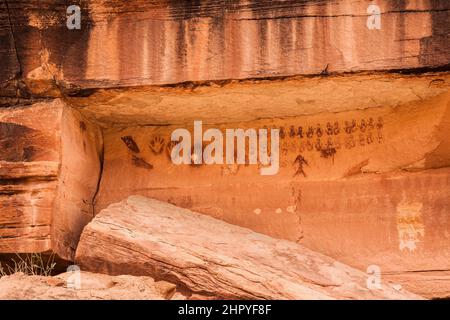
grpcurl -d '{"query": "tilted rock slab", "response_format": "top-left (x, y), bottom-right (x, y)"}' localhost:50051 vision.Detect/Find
top-left (75, 196), bottom-right (421, 300)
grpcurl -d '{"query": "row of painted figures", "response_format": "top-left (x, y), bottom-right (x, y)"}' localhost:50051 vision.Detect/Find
top-left (121, 117), bottom-right (385, 159)
top-left (278, 117), bottom-right (384, 139)
top-left (297, 130), bottom-right (383, 153)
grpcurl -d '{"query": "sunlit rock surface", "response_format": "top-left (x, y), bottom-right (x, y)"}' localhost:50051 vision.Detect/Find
top-left (0, 0), bottom-right (449, 299)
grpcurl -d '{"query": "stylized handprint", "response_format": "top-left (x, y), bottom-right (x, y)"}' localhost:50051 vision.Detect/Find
top-left (165, 140), bottom-right (179, 160)
top-left (149, 136), bottom-right (165, 154)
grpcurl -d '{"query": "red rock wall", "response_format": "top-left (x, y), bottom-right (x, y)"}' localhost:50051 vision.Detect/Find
top-left (94, 85), bottom-right (450, 298)
top-left (0, 100), bottom-right (62, 252)
top-left (1, 0), bottom-right (449, 95)
top-left (52, 107), bottom-right (103, 259)
top-left (0, 0), bottom-right (449, 298)
top-left (0, 100), bottom-right (102, 258)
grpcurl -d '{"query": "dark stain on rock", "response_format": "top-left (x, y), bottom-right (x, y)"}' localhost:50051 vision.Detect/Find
top-left (391, 1), bottom-right (407, 64)
top-left (38, 0), bottom-right (93, 82)
top-left (65, 88), bottom-right (97, 97)
top-left (0, 0), bottom-right (20, 84)
top-left (174, 20), bottom-right (187, 74)
top-left (0, 0), bottom-right (93, 97)
top-left (121, 136), bottom-right (140, 153)
top-left (0, 122), bottom-right (33, 138)
top-left (22, 145), bottom-right (37, 161)
top-left (132, 155), bottom-right (153, 170)
top-left (420, 0), bottom-right (450, 66)
top-left (279, 18), bottom-right (292, 56)
top-left (209, 15), bottom-right (225, 71)
top-left (0, 122), bottom-right (39, 162)
top-left (168, 0), bottom-right (207, 20)
top-left (257, 19), bottom-right (268, 68)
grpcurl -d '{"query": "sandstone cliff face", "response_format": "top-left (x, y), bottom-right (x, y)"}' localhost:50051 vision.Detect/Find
top-left (0, 0), bottom-right (449, 300)
top-left (90, 80), bottom-right (450, 298)
top-left (1, 0), bottom-right (449, 93)
top-left (0, 101), bottom-right (61, 252)
top-left (0, 99), bottom-right (102, 257)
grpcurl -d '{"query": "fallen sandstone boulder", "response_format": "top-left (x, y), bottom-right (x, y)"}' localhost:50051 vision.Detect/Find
top-left (75, 195), bottom-right (422, 300)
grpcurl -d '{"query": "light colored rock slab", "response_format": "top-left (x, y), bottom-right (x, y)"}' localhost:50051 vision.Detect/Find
top-left (76, 195), bottom-right (422, 300)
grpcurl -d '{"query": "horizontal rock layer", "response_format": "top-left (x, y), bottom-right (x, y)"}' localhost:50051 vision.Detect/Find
top-left (0, 0), bottom-right (449, 96)
top-left (69, 72), bottom-right (450, 127)
top-left (0, 101), bottom-right (62, 252)
top-left (0, 99), bottom-right (102, 259)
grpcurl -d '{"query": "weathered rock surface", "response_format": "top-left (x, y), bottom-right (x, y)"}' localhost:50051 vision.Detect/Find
top-left (0, 100), bottom-right (62, 252)
top-left (69, 73), bottom-right (450, 127)
top-left (0, 0), bottom-right (449, 301)
top-left (1, 0), bottom-right (449, 95)
top-left (0, 271), bottom-right (182, 300)
top-left (0, 99), bottom-right (102, 258)
top-left (94, 86), bottom-right (450, 298)
top-left (75, 196), bottom-right (422, 300)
